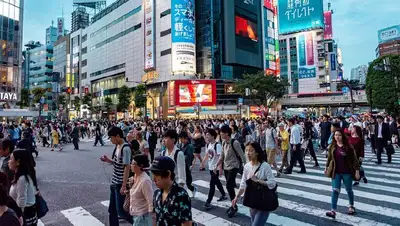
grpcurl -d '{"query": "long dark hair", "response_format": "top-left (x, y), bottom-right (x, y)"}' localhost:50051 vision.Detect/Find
top-left (331, 129), bottom-right (351, 151)
top-left (12, 149), bottom-right (38, 190)
top-left (352, 125), bottom-right (365, 146)
top-left (246, 142), bottom-right (267, 163)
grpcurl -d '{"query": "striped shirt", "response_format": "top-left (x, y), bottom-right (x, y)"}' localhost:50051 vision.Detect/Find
top-left (111, 143), bottom-right (131, 185)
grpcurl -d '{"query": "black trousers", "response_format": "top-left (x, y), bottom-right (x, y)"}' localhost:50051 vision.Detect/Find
top-left (149, 147), bottom-right (155, 162)
top-left (207, 170), bottom-right (226, 203)
top-left (94, 135), bottom-right (104, 146)
top-left (376, 138), bottom-right (392, 163)
top-left (185, 163), bottom-right (195, 192)
top-left (287, 144), bottom-right (306, 173)
top-left (320, 136), bottom-right (329, 150)
top-left (307, 139), bottom-right (319, 165)
top-left (72, 138), bottom-right (79, 150)
top-left (224, 168), bottom-right (239, 201)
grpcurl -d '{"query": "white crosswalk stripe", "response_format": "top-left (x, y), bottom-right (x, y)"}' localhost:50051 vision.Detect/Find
top-left (36, 151), bottom-right (400, 226)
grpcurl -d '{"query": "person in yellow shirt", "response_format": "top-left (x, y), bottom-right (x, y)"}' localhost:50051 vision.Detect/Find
top-left (51, 126), bottom-right (62, 152)
top-left (277, 123), bottom-right (289, 173)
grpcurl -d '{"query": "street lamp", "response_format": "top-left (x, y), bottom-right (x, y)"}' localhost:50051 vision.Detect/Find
top-left (331, 79), bottom-right (355, 114)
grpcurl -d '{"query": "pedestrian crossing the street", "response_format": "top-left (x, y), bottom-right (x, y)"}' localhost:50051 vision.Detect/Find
top-left (37, 151), bottom-right (400, 226)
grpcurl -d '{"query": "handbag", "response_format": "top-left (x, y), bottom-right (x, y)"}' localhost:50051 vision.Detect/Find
top-left (36, 193), bottom-right (49, 219)
top-left (123, 177), bottom-right (134, 212)
top-left (385, 144), bottom-right (395, 155)
top-left (243, 163), bottom-right (279, 212)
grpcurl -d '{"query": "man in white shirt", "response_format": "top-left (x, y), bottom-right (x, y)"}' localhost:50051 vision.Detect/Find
top-left (284, 119), bottom-right (306, 174)
top-left (162, 130), bottom-right (187, 187)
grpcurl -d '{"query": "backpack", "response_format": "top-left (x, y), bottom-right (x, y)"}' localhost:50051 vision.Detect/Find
top-left (230, 139), bottom-right (244, 175)
top-left (162, 148), bottom-right (183, 164)
top-left (112, 143), bottom-right (135, 177)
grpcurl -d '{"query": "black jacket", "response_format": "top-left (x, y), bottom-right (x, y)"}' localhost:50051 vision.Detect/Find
top-left (375, 122), bottom-right (391, 143)
top-left (146, 131), bottom-right (158, 150)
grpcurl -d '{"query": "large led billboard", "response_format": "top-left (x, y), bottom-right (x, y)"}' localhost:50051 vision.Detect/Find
top-left (235, 16), bottom-right (258, 42)
top-left (278, 0), bottom-right (324, 35)
top-left (378, 25), bottom-right (400, 44)
top-left (171, 0), bottom-right (196, 74)
top-left (144, 0), bottom-right (155, 70)
top-left (174, 80), bottom-right (216, 107)
top-left (324, 11), bottom-right (333, 40)
top-left (297, 31), bottom-right (317, 79)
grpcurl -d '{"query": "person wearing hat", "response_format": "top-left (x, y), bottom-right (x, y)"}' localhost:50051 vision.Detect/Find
top-left (150, 156), bottom-right (192, 226)
top-left (374, 115), bottom-right (392, 164)
top-left (128, 154), bottom-right (153, 226)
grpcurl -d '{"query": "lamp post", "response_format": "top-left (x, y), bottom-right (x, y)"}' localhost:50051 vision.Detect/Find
top-left (331, 79), bottom-right (355, 113)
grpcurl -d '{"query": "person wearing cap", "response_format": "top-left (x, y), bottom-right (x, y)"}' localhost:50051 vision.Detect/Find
top-left (161, 130), bottom-right (187, 187)
top-left (150, 156), bottom-right (192, 226)
top-left (100, 126), bottom-right (133, 225)
top-left (375, 115), bottom-right (392, 164)
top-left (128, 154), bottom-right (153, 226)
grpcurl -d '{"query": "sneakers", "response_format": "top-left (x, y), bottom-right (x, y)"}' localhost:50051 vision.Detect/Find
top-left (191, 187), bottom-right (197, 198)
top-left (217, 196), bottom-right (228, 202)
top-left (321, 150), bottom-right (327, 155)
top-left (227, 206), bottom-right (238, 218)
top-left (203, 202), bottom-right (212, 210)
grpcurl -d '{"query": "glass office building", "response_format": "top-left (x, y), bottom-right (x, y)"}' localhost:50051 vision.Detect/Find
top-left (0, 0), bottom-right (23, 102)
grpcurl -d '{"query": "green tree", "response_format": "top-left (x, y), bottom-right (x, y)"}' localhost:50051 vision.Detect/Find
top-left (117, 85), bottom-right (132, 112)
top-left (57, 95), bottom-right (67, 106)
top-left (73, 96), bottom-right (82, 115)
top-left (92, 105), bottom-right (102, 118)
top-left (134, 84), bottom-right (147, 109)
top-left (104, 96), bottom-right (113, 114)
top-left (366, 55), bottom-right (400, 115)
top-left (235, 71), bottom-right (289, 110)
top-left (17, 88), bottom-right (30, 108)
top-left (31, 87), bottom-right (46, 104)
top-left (82, 93), bottom-right (92, 110)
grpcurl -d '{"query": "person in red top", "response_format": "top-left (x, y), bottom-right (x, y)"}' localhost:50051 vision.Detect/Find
top-left (349, 125), bottom-right (367, 186)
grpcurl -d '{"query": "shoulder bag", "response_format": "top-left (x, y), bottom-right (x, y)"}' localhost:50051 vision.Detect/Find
top-left (243, 163), bottom-right (279, 211)
top-left (123, 177), bottom-right (134, 212)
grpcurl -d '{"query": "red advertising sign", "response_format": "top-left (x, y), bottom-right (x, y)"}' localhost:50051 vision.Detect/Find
top-left (324, 11), bottom-right (333, 40)
top-left (264, 0), bottom-right (273, 10)
top-left (174, 80), bottom-right (217, 107)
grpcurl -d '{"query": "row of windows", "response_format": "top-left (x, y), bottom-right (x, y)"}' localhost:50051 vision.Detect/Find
top-left (81, 72), bottom-right (87, 80)
top-left (90, 23), bottom-right (142, 51)
top-left (91, 0), bottom-right (129, 24)
top-left (82, 59), bottom-right (87, 67)
top-left (160, 28), bottom-right (171, 37)
top-left (90, 5), bottom-right (141, 38)
top-left (160, 9), bottom-right (171, 18)
top-left (90, 63), bottom-right (125, 77)
top-left (82, 47), bottom-right (87, 54)
top-left (160, 48), bottom-right (171, 56)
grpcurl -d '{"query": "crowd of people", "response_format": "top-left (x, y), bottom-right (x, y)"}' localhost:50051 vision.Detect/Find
top-left (0, 112), bottom-right (397, 225)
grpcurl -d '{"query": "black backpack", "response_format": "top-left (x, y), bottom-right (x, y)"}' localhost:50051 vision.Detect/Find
top-left (162, 149), bottom-right (183, 163)
top-left (112, 143), bottom-right (135, 177)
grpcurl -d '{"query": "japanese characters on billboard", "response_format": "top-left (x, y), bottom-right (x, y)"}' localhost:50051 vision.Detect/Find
top-left (297, 31), bottom-right (317, 79)
top-left (263, 6), bottom-right (278, 76)
top-left (174, 80), bottom-right (216, 107)
top-left (57, 17), bottom-right (64, 37)
top-left (324, 11), bottom-right (332, 40)
top-left (171, 0), bottom-right (196, 74)
top-left (278, 0), bottom-right (324, 35)
top-left (144, 0), bottom-right (155, 70)
top-left (378, 25), bottom-right (400, 44)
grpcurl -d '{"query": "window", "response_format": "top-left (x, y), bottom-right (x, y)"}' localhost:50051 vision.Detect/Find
top-left (82, 47), bottom-right (87, 54)
top-left (82, 59), bottom-right (87, 67)
top-left (82, 34), bottom-right (87, 43)
top-left (160, 9), bottom-right (171, 18)
top-left (160, 28), bottom-right (171, 37)
top-left (90, 63), bottom-right (125, 77)
top-left (91, 23), bottom-right (142, 51)
top-left (161, 48), bottom-right (171, 56)
top-left (81, 72), bottom-right (87, 79)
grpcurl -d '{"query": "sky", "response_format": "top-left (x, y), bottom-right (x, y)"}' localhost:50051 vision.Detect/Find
top-left (23, 0), bottom-right (400, 78)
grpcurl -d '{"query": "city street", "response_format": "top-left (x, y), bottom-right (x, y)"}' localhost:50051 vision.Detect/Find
top-left (35, 138), bottom-right (400, 226)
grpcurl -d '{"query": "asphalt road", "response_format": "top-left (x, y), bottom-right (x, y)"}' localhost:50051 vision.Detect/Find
top-left (35, 138), bottom-right (400, 226)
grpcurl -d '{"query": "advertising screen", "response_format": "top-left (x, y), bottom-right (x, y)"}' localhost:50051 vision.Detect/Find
top-left (297, 31), bottom-right (317, 79)
top-left (278, 0), bottom-right (324, 35)
top-left (235, 15), bottom-right (258, 42)
top-left (171, 0), bottom-right (196, 74)
top-left (378, 25), bottom-right (400, 44)
top-left (174, 80), bottom-right (216, 107)
top-left (144, 0), bottom-right (155, 70)
top-left (324, 11), bottom-right (333, 40)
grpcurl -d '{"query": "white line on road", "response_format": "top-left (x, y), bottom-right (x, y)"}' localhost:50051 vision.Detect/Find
top-left (61, 206), bottom-right (105, 226)
top-left (192, 208), bottom-right (240, 226)
top-left (37, 220), bottom-right (45, 226)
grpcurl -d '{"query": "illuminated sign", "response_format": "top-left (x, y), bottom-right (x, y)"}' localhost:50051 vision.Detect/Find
top-left (324, 11), bottom-right (333, 40)
top-left (278, 0), bottom-right (324, 34)
top-left (171, 0), bottom-right (196, 74)
top-left (144, 0), bottom-right (155, 70)
top-left (297, 31), bottom-right (317, 79)
top-left (0, 92), bottom-right (17, 101)
top-left (174, 80), bottom-right (216, 107)
top-left (378, 25), bottom-right (400, 44)
top-left (57, 17), bottom-right (64, 37)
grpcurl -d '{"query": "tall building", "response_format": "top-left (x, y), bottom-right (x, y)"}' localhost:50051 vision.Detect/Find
top-left (376, 25), bottom-right (400, 58)
top-left (71, 7), bottom-right (90, 32)
top-left (0, 0), bottom-right (24, 105)
top-left (262, 0), bottom-right (279, 76)
top-left (46, 24), bottom-right (58, 46)
top-left (24, 42), bottom-right (54, 117)
top-left (350, 65), bottom-right (368, 84)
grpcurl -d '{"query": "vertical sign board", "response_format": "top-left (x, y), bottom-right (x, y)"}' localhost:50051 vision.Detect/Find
top-left (57, 17), bottom-right (64, 37)
top-left (297, 31), bottom-right (316, 79)
top-left (144, 0), bottom-right (155, 70)
top-left (330, 53), bottom-right (336, 71)
top-left (171, 0), bottom-right (196, 74)
top-left (324, 11), bottom-right (332, 40)
top-left (278, 0), bottom-right (324, 35)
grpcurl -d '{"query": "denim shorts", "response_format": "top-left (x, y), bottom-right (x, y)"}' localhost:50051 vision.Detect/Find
top-left (132, 213), bottom-right (152, 226)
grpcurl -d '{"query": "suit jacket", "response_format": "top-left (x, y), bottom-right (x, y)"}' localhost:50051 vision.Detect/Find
top-left (375, 122), bottom-right (391, 143)
top-left (145, 131), bottom-right (158, 150)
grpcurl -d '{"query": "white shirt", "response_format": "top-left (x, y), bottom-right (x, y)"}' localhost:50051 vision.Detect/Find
top-left (239, 162), bottom-right (276, 190)
top-left (163, 145), bottom-right (186, 185)
top-left (10, 175), bottom-right (36, 208)
top-left (378, 123), bottom-right (383, 138)
top-left (265, 128), bottom-right (277, 149)
top-left (290, 125), bottom-right (301, 145)
top-left (206, 142), bottom-right (222, 171)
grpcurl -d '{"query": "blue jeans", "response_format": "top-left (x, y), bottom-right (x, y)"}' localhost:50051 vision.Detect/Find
top-left (250, 208), bottom-right (270, 226)
top-left (132, 213), bottom-right (152, 226)
top-left (109, 184), bottom-right (132, 226)
top-left (331, 173), bottom-right (354, 210)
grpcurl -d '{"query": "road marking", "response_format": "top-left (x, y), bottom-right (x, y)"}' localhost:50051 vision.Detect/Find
top-left (61, 206), bottom-right (105, 226)
top-left (37, 220), bottom-right (45, 226)
top-left (306, 157), bottom-right (400, 172)
top-left (193, 180), bottom-right (391, 226)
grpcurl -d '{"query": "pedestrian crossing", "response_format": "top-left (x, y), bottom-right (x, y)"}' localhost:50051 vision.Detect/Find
top-left (37, 151), bottom-right (400, 226)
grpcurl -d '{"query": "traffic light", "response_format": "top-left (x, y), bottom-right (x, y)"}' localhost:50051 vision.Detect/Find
top-left (66, 87), bottom-right (71, 94)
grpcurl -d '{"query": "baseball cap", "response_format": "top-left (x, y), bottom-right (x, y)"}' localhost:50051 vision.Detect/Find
top-left (149, 156), bottom-right (175, 172)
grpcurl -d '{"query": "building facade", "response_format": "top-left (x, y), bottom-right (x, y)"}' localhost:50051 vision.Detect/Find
top-left (262, 0), bottom-right (279, 76)
top-left (71, 7), bottom-right (90, 32)
top-left (376, 25), bottom-right (400, 58)
top-left (0, 0), bottom-right (24, 105)
top-left (46, 25), bottom-right (58, 46)
top-left (350, 65), bottom-right (368, 84)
